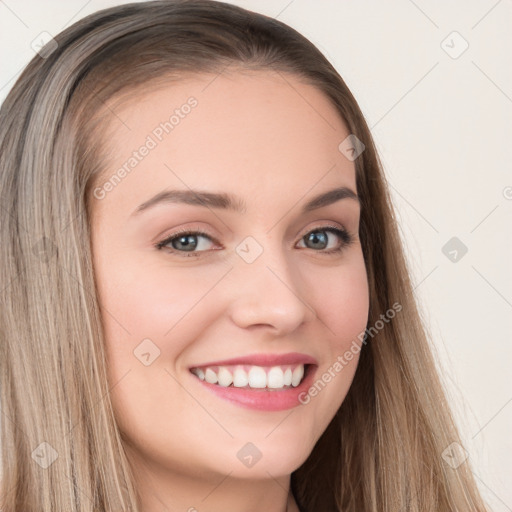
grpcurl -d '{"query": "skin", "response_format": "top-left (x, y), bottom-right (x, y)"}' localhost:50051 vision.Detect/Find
top-left (90, 69), bottom-right (369, 512)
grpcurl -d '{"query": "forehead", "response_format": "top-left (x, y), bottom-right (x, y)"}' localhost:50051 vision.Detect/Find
top-left (91, 70), bottom-right (356, 215)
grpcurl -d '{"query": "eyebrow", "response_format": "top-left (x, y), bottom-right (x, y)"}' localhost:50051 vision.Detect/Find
top-left (131, 186), bottom-right (359, 217)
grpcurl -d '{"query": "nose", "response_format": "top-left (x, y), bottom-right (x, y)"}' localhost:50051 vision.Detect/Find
top-left (226, 247), bottom-right (316, 335)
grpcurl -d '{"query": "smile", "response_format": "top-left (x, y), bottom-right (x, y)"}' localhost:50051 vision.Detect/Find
top-left (189, 363), bottom-right (318, 411)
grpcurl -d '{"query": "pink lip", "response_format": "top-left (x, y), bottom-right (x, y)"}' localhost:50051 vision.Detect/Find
top-left (188, 352), bottom-right (319, 412)
top-left (189, 351), bottom-right (318, 369)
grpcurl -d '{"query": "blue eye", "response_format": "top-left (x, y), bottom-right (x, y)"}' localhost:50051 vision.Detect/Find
top-left (155, 225), bottom-right (354, 257)
top-left (156, 230), bottom-right (215, 256)
top-left (297, 227), bottom-right (353, 253)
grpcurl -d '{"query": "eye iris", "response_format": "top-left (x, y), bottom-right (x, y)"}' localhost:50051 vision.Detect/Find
top-left (172, 234), bottom-right (198, 251)
top-left (306, 231), bottom-right (328, 249)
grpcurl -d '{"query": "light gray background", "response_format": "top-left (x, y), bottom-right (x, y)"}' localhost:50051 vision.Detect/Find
top-left (1, 1), bottom-right (510, 509)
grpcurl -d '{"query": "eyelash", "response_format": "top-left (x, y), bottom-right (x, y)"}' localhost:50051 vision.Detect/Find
top-left (155, 225), bottom-right (355, 258)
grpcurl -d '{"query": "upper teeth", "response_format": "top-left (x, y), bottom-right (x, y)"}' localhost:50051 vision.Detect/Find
top-left (190, 364), bottom-right (306, 389)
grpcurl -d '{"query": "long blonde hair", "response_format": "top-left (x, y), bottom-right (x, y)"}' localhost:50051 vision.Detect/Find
top-left (0, 1), bottom-right (489, 510)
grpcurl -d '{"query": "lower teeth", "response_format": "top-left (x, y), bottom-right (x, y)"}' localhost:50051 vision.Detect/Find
top-left (200, 379), bottom-right (301, 390)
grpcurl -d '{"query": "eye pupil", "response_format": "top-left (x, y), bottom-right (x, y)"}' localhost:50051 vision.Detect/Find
top-left (173, 235), bottom-right (198, 251)
top-left (306, 231), bottom-right (328, 249)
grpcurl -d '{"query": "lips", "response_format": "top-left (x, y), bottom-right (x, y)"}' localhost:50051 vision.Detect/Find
top-left (188, 352), bottom-right (319, 411)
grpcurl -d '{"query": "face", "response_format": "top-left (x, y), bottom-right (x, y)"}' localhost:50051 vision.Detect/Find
top-left (90, 70), bottom-right (369, 490)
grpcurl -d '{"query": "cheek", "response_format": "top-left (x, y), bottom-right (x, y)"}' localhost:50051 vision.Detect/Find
top-left (94, 249), bottom-right (230, 366)
top-left (306, 252), bottom-right (369, 347)
top-left (296, 251), bottom-right (369, 415)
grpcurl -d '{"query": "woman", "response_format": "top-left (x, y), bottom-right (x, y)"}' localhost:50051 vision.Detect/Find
top-left (0, 1), bottom-right (490, 510)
